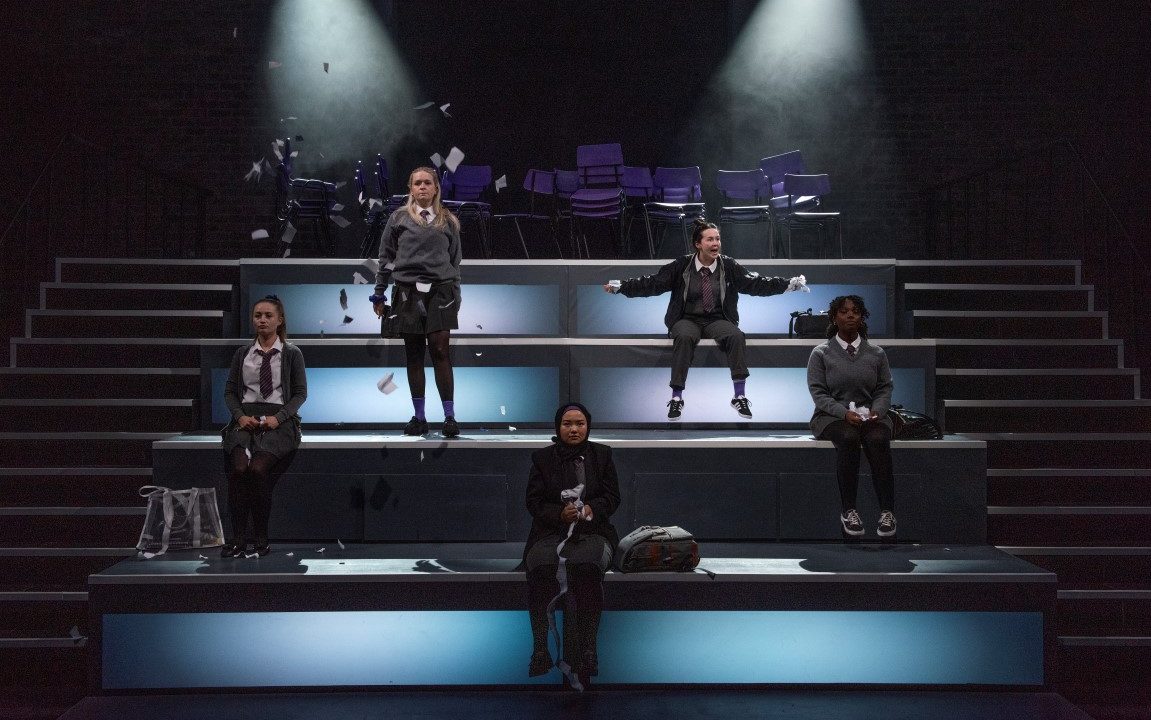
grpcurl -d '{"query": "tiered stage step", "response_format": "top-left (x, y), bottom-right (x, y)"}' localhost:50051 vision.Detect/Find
top-left (88, 543), bottom-right (1055, 689)
top-left (153, 431), bottom-right (987, 545)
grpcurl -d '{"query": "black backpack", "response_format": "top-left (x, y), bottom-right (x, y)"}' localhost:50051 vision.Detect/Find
top-left (889, 405), bottom-right (944, 440)
top-left (788, 309), bottom-right (828, 339)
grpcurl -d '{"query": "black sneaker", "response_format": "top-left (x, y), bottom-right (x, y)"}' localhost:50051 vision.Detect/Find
top-left (403, 416), bottom-right (429, 436)
top-left (441, 416), bottom-right (460, 438)
top-left (877, 511), bottom-right (897, 538)
top-left (667, 398), bottom-right (684, 421)
top-left (840, 509), bottom-right (864, 537)
top-left (731, 396), bottom-right (753, 419)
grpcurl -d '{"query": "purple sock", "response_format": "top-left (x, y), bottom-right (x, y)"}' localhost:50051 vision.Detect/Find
top-left (671, 388), bottom-right (684, 400)
top-left (733, 380), bottom-right (746, 397)
top-left (442, 400), bottom-right (455, 419)
top-left (412, 397), bottom-right (425, 420)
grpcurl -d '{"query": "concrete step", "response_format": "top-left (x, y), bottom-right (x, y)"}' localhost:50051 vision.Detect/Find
top-left (974, 433), bottom-right (1151, 469)
top-left (903, 283), bottom-right (1094, 311)
top-left (1057, 638), bottom-right (1151, 683)
top-left (0, 368), bottom-right (200, 399)
top-left (25, 310), bottom-right (228, 339)
top-left (944, 400), bottom-right (1151, 433)
top-left (10, 339), bottom-right (202, 368)
top-left (988, 506), bottom-right (1151, 546)
top-left (895, 260), bottom-right (1080, 286)
top-left (0, 399), bottom-right (197, 433)
top-left (936, 339), bottom-right (1123, 369)
top-left (0, 547), bottom-right (131, 591)
top-left (40, 283), bottom-right (235, 311)
top-left (0, 432), bottom-right (165, 468)
top-left (1058, 589), bottom-right (1151, 636)
top-left (57, 258), bottom-right (239, 285)
top-left (1002, 546), bottom-right (1151, 586)
top-left (0, 644), bottom-right (87, 686)
top-left (912, 311), bottom-right (1106, 340)
top-left (0, 591), bottom-right (88, 637)
top-left (0, 467), bottom-right (152, 507)
top-left (0, 507), bottom-right (145, 547)
top-left (988, 469), bottom-right (1151, 506)
top-left (936, 369), bottom-right (1139, 400)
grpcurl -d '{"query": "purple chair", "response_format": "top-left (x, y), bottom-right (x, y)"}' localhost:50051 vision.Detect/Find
top-left (778, 173), bottom-right (842, 259)
top-left (491, 170), bottom-right (563, 258)
top-left (715, 169), bottom-right (775, 257)
top-left (621, 166), bottom-right (655, 256)
top-left (759, 150), bottom-right (806, 200)
top-left (552, 169), bottom-right (583, 257)
top-left (573, 143), bottom-right (626, 256)
top-left (644, 166), bottom-right (706, 256)
top-left (442, 164), bottom-right (493, 258)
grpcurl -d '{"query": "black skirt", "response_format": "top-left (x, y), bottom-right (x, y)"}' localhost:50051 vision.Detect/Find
top-left (381, 281), bottom-right (461, 337)
top-left (221, 402), bottom-right (302, 459)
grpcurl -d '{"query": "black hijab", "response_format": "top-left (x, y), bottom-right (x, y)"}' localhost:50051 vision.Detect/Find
top-left (551, 402), bottom-right (591, 464)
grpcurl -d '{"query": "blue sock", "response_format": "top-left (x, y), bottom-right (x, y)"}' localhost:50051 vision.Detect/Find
top-left (733, 380), bottom-right (746, 398)
top-left (442, 400), bottom-right (455, 419)
top-left (671, 387), bottom-right (684, 400)
top-left (412, 397), bottom-right (425, 420)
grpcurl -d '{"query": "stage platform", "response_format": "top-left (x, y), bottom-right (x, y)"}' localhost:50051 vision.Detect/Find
top-left (88, 542), bottom-right (1055, 690)
top-left (153, 431), bottom-right (987, 544)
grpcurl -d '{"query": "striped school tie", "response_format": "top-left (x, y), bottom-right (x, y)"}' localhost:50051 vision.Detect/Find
top-left (254, 348), bottom-right (279, 399)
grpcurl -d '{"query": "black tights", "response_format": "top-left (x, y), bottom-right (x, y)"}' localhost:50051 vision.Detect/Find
top-left (403, 330), bottom-right (453, 401)
top-left (225, 447), bottom-right (291, 544)
top-left (820, 419), bottom-right (895, 512)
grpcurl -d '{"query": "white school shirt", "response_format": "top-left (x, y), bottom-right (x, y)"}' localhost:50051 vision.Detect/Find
top-left (241, 338), bottom-right (285, 404)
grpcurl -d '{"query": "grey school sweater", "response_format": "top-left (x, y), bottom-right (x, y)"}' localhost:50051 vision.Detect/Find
top-left (373, 208), bottom-right (462, 296)
top-left (806, 337), bottom-right (894, 438)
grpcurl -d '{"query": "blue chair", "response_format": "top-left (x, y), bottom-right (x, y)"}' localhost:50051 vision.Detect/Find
top-left (573, 143), bottom-right (626, 257)
top-left (644, 166), bottom-right (707, 256)
top-left (620, 166), bottom-right (655, 257)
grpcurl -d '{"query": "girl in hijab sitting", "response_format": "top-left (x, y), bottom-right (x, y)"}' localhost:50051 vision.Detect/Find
top-left (523, 403), bottom-right (620, 687)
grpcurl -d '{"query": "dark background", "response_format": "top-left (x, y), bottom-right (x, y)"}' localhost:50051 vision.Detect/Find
top-left (2, 1), bottom-right (1148, 255)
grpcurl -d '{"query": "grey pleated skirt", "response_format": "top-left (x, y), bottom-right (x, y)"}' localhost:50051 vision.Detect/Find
top-left (221, 402), bottom-right (302, 459)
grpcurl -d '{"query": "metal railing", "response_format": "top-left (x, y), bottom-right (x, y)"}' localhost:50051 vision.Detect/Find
top-left (923, 138), bottom-right (1149, 376)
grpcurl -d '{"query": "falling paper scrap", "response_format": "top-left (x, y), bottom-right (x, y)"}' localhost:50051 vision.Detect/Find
top-left (413, 101), bottom-right (435, 110)
top-left (444, 146), bottom-right (465, 173)
top-left (282, 222), bottom-right (297, 244)
top-left (317, 547), bottom-right (326, 553)
top-left (353, 272), bottom-right (369, 285)
top-left (244, 160), bottom-right (263, 182)
top-left (341, 315), bottom-right (354, 325)
top-left (69, 626), bottom-right (84, 642)
top-left (420, 451), bottom-right (425, 462)
top-left (439, 103), bottom-right (452, 117)
top-left (290, 150), bottom-right (299, 158)
top-left (198, 554), bottom-right (208, 560)
top-left (430, 152), bottom-right (444, 168)
top-left (335, 181), bottom-right (347, 189)
top-left (476, 324), bottom-right (483, 329)
top-left (282, 249), bottom-right (291, 258)
top-left (233, 27), bottom-right (237, 38)
top-left (500, 405), bottom-right (506, 415)
top-left (331, 215), bottom-right (350, 228)
top-left (271, 141), bottom-right (283, 161)
top-left (339, 289), bottom-right (348, 310)
top-left (475, 352), bottom-right (483, 357)
top-left (377, 372), bottom-right (398, 394)
top-left (285, 552), bottom-right (295, 557)
top-left (337, 539), bottom-right (345, 550)
top-left (281, 116), bottom-right (298, 122)
top-left (495, 174), bottom-right (507, 192)
top-left (268, 61), bottom-right (282, 69)
top-left (323, 62), bottom-right (330, 73)
top-left (250, 229), bottom-right (270, 240)
top-left (508, 426), bottom-right (517, 432)
top-left (332, 203), bottom-right (344, 212)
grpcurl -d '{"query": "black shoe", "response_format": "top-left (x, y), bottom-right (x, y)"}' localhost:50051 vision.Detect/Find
top-left (403, 416), bottom-right (429, 436)
top-left (730, 395), bottom-right (753, 419)
top-left (220, 542), bottom-right (244, 558)
top-left (252, 543), bottom-right (271, 557)
top-left (528, 649), bottom-right (553, 677)
top-left (840, 509), bottom-right (864, 537)
top-left (667, 398), bottom-right (684, 421)
top-left (877, 511), bottom-right (897, 538)
top-left (441, 416), bottom-right (460, 438)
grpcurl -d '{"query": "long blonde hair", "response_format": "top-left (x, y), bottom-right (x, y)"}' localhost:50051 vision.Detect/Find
top-left (405, 166), bottom-right (460, 231)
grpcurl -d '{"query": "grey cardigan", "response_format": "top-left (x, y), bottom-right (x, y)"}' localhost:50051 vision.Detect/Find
top-left (806, 337), bottom-right (894, 438)
top-left (373, 208), bottom-right (462, 296)
top-left (224, 341), bottom-right (308, 425)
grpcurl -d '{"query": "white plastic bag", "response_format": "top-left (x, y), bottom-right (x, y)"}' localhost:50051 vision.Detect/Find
top-left (136, 486), bottom-right (225, 557)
